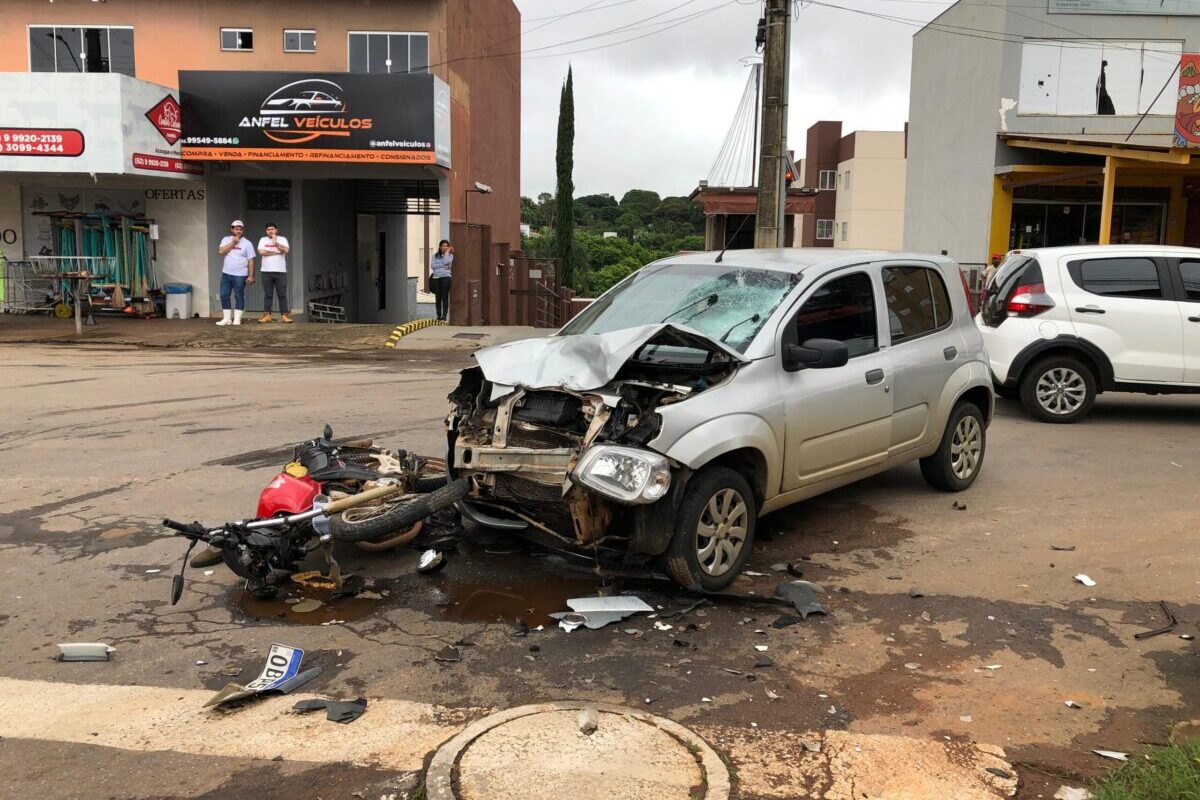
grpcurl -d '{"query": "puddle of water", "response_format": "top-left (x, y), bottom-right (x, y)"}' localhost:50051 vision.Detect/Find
top-left (235, 586), bottom-right (382, 625)
top-left (429, 575), bottom-right (604, 627)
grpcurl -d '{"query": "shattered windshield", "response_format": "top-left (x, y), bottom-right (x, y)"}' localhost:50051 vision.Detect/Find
top-left (559, 262), bottom-right (799, 353)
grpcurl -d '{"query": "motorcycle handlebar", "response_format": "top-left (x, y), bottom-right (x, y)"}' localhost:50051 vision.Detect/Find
top-left (162, 518), bottom-right (209, 537)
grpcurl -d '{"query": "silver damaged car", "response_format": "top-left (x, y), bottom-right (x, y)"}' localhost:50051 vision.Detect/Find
top-left (448, 249), bottom-right (994, 590)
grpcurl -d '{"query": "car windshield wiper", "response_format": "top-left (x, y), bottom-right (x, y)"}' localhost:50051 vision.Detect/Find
top-left (660, 293), bottom-right (718, 325)
top-left (719, 312), bottom-right (761, 343)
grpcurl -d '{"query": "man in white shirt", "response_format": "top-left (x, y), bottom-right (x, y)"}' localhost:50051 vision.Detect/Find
top-left (256, 223), bottom-right (292, 323)
top-left (216, 220), bottom-right (256, 325)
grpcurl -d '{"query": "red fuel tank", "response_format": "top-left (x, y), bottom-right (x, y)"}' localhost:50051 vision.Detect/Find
top-left (257, 472), bottom-right (321, 518)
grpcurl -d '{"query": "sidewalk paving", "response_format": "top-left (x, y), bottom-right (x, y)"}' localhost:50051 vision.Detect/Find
top-left (0, 314), bottom-right (539, 353)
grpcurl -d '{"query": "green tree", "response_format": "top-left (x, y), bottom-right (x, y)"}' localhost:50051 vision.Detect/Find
top-left (618, 189), bottom-right (661, 226)
top-left (555, 67), bottom-right (580, 289)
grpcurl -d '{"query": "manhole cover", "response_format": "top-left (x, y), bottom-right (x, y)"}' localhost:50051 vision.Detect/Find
top-left (426, 701), bottom-right (730, 800)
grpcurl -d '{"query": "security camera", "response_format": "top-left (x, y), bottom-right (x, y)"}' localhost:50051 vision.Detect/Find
top-left (473, 182), bottom-right (493, 194)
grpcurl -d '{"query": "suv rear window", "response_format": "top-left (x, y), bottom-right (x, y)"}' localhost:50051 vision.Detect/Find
top-left (1068, 257), bottom-right (1163, 299)
top-left (1181, 260), bottom-right (1200, 301)
top-left (981, 255), bottom-right (1042, 327)
top-left (882, 266), bottom-right (952, 343)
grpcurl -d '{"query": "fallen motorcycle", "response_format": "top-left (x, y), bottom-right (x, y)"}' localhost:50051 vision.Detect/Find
top-left (163, 425), bottom-right (468, 602)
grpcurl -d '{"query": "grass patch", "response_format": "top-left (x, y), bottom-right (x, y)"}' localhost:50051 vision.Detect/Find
top-left (1090, 739), bottom-right (1200, 800)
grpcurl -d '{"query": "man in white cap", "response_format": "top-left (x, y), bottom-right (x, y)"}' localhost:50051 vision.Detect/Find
top-left (215, 220), bottom-right (256, 325)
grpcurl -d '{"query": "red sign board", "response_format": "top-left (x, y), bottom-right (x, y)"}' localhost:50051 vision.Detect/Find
top-left (131, 152), bottom-right (204, 175)
top-left (145, 94), bottom-right (182, 145)
top-left (1176, 55), bottom-right (1200, 147)
top-left (0, 127), bottom-right (84, 157)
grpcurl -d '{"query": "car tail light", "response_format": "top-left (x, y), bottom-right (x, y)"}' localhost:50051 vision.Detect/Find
top-left (1006, 282), bottom-right (1055, 317)
top-left (958, 269), bottom-right (977, 316)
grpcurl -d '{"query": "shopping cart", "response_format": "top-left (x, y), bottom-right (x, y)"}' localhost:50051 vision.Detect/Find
top-left (0, 258), bottom-right (59, 314)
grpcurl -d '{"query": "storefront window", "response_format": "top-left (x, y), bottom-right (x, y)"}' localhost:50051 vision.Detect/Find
top-left (1009, 185), bottom-right (1168, 250)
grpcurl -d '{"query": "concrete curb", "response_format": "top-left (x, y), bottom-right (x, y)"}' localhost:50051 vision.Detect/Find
top-left (425, 700), bottom-right (731, 800)
top-left (384, 318), bottom-right (446, 347)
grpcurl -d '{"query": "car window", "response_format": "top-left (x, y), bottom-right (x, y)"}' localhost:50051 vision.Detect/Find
top-left (1179, 260), bottom-right (1200, 301)
top-left (790, 272), bottom-right (877, 358)
top-left (882, 266), bottom-right (948, 343)
top-left (1070, 257), bottom-right (1162, 299)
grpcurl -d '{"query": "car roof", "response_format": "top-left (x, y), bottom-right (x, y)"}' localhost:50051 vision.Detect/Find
top-left (658, 248), bottom-right (959, 275)
top-left (1013, 244), bottom-right (1200, 259)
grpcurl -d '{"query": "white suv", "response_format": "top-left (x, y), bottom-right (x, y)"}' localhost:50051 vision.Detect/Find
top-left (979, 245), bottom-right (1200, 423)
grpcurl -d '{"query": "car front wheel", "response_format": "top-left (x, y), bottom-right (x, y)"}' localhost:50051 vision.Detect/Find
top-left (665, 466), bottom-right (757, 591)
top-left (920, 402), bottom-right (986, 492)
top-left (1019, 355), bottom-right (1096, 423)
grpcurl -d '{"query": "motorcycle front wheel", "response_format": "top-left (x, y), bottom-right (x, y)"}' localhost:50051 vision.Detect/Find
top-left (328, 479), bottom-right (469, 543)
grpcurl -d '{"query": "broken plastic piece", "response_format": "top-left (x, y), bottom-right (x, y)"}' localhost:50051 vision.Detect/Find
top-left (775, 581), bottom-right (827, 619)
top-left (55, 643), bottom-right (115, 662)
top-left (1074, 574), bottom-right (1096, 587)
top-left (273, 666), bottom-right (323, 695)
top-left (1091, 750), bottom-right (1128, 761)
top-left (771, 614), bottom-right (803, 629)
top-left (293, 697), bottom-right (368, 724)
top-left (434, 645), bottom-right (462, 663)
top-left (1065, 700), bottom-right (1083, 709)
top-left (291, 598), bottom-right (323, 613)
top-left (1053, 787), bottom-right (1092, 800)
top-left (290, 571), bottom-right (339, 591)
top-left (986, 767), bottom-right (1012, 780)
top-left (908, 587), bottom-right (924, 598)
top-left (1050, 545), bottom-right (1076, 551)
top-left (952, 501), bottom-right (967, 511)
top-left (755, 656), bottom-right (774, 668)
top-left (417, 549), bottom-right (447, 574)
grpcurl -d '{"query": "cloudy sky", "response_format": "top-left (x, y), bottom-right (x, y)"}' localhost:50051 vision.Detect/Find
top-left (513, 0), bottom-right (948, 199)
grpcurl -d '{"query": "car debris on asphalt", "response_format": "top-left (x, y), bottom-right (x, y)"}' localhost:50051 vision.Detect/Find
top-left (1050, 544), bottom-right (1076, 551)
top-left (551, 595), bottom-right (654, 632)
top-left (1064, 700), bottom-right (1083, 709)
top-left (293, 697), bottom-right (368, 724)
top-left (775, 581), bottom-right (827, 619)
top-left (1074, 574), bottom-right (1097, 587)
top-left (1091, 749), bottom-right (1129, 761)
top-left (1133, 600), bottom-right (1178, 640)
top-left (55, 642), bottom-right (116, 662)
top-left (434, 645), bottom-right (462, 663)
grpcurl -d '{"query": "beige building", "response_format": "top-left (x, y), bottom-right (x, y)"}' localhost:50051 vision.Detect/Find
top-left (832, 131), bottom-right (907, 250)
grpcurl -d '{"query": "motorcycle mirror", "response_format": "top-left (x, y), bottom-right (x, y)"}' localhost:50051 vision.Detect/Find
top-left (171, 574), bottom-right (185, 605)
top-left (323, 423), bottom-right (333, 441)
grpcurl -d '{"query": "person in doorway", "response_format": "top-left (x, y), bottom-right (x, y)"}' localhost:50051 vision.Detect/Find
top-left (216, 220), bottom-right (256, 325)
top-left (979, 253), bottom-right (1002, 309)
top-left (430, 239), bottom-right (454, 322)
top-left (256, 223), bottom-right (291, 323)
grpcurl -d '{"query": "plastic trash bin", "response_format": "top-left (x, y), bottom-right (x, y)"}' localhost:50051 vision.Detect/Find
top-left (164, 283), bottom-right (192, 320)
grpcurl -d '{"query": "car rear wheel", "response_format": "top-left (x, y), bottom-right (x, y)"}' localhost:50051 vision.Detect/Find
top-left (920, 402), bottom-right (986, 492)
top-left (665, 466), bottom-right (757, 591)
top-left (1020, 355), bottom-right (1096, 423)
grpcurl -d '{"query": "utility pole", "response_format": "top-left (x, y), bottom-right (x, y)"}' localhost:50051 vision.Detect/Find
top-left (754, 0), bottom-right (790, 248)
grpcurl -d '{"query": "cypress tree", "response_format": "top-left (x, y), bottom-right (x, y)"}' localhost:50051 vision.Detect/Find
top-left (555, 66), bottom-right (577, 290)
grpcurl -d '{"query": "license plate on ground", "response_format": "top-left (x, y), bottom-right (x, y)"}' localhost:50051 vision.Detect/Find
top-left (243, 643), bottom-right (304, 692)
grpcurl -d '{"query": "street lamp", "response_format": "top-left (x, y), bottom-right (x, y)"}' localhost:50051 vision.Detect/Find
top-left (464, 181), bottom-right (492, 224)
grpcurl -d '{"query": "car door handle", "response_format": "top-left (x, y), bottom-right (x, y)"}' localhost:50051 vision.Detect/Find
top-left (1189, 316), bottom-right (1200, 323)
top-left (865, 369), bottom-right (885, 385)
top-left (1075, 306), bottom-right (1106, 314)
top-left (943, 346), bottom-right (957, 361)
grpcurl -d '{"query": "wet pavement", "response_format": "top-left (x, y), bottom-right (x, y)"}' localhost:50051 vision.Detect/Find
top-left (1, 344), bottom-right (1199, 799)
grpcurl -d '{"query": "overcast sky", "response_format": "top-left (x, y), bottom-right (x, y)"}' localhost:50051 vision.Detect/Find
top-left (513, 0), bottom-right (947, 199)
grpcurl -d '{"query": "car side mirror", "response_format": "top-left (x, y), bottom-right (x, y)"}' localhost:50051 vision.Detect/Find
top-left (783, 338), bottom-right (850, 372)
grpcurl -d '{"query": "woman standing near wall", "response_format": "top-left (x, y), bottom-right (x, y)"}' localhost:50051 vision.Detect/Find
top-left (430, 239), bottom-right (454, 322)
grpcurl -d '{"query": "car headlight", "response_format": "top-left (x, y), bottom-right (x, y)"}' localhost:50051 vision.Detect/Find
top-left (573, 445), bottom-right (672, 504)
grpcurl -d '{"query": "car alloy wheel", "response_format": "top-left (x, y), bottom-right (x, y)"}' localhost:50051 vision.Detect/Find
top-left (1035, 367), bottom-right (1087, 416)
top-left (696, 487), bottom-right (749, 577)
top-left (949, 414), bottom-right (983, 480)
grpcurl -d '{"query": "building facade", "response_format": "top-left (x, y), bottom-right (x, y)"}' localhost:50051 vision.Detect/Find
top-left (906, 0), bottom-right (1200, 266)
top-left (797, 121), bottom-right (907, 250)
top-left (0, 0), bottom-right (519, 321)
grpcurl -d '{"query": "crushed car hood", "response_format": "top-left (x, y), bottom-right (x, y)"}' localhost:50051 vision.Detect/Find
top-left (473, 323), bottom-right (748, 392)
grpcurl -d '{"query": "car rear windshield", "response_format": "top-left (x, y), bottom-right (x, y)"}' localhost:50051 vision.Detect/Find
top-left (559, 262), bottom-right (799, 353)
top-left (981, 255), bottom-right (1043, 327)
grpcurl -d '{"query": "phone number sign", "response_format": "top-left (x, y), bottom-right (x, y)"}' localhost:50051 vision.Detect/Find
top-left (0, 127), bottom-right (85, 157)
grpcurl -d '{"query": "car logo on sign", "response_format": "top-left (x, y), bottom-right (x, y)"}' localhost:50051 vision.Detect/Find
top-left (145, 95), bottom-right (182, 145)
top-left (239, 78), bottom-right (372, 145)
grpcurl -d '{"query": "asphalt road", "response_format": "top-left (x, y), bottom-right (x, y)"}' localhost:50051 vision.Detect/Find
top-left (1, 344), bottom-right (1197, 799)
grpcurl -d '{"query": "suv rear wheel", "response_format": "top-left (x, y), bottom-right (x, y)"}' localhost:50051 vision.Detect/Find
top-left (665, 466), bottom-right (757, 591)
top-left (1020, 355), bottom-right (1096, 423)
top-left (920, 402), bottom-right (986, 492)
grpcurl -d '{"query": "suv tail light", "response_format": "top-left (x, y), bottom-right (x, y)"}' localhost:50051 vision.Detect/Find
top-left (1006, 282), bottom-right (1055, 317)
top-left (958, 269), bottom-right (977, 316)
